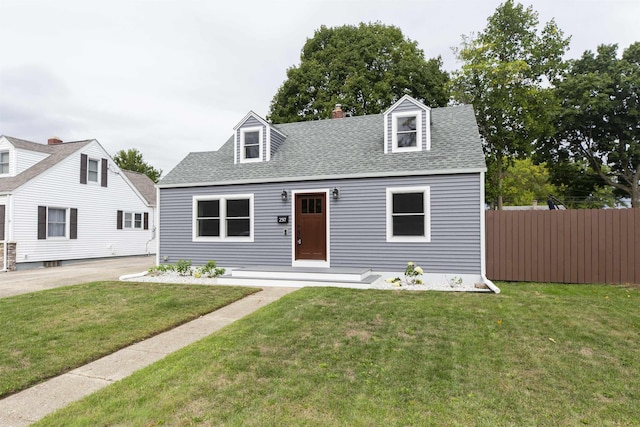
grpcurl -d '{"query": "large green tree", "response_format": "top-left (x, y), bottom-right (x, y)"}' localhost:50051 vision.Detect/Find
top-left (544, 43), bottom-right (640, 207)
top-left (451, 0), bottom-right (570, 209)
top-left (267, 22), bottom-right (449, 123)
top-left (501, 158), bottom-right (557, 207)
top-left (113, 149), bottom-right (162, 183)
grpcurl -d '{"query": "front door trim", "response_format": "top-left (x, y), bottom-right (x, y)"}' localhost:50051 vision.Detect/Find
top-left (291, 188), bottom-right (330, 268)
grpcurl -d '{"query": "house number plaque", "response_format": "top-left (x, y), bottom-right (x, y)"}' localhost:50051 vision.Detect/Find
top-left (277, 216), bottom-right (289, 224)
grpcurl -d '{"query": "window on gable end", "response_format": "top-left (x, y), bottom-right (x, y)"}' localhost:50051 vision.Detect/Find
top-left (87, 158), bottom-right (99, 182)
top-left (240, 127), bottom-right (263, 162)
top-left (391, 111), bottom-right (422, 153)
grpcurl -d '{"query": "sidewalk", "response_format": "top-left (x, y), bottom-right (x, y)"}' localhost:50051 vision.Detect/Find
top-left (0, 286), bottom-right (296, 426)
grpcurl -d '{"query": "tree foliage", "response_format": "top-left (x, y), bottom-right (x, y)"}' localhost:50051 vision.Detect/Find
top-left (501, 159), bottom-right (557, 206)
top-left (545, 159), bottom-right (620, 208)
top-left (267, 22), bottom-right (449, 123)
top-left (542, 43), bottom-right (640, 207)
top-left (113, 148), bottom-right (162, 183)
top-left (451, 0), bottom-right (570, 209)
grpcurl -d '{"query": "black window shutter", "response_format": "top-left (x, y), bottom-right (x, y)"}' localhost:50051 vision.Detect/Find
top-left (0, 204), bottom-right (5, 240)
top-left (80, 154), bottom-right (87, 184)
top-left (70, 208), bottom-right (78, 239)
top-left (143, 212), bottom-right (149, 230)
top-left (117, 210), bottom-right (123, 230)
top-left (38, 206), bottom-right (47, 239)
top-left (101, 158), bottom-right (108, 187)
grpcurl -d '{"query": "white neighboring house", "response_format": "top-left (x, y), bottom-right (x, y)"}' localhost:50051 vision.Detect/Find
top-left (0, 135), bottom-right (156, 271)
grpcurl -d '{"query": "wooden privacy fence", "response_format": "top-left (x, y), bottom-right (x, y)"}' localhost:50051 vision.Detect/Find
top-left (486, 208), bottom-right (640, 284)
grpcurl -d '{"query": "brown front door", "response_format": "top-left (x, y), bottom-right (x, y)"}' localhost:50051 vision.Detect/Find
top-left (295, 193), bottom-right (327, 260)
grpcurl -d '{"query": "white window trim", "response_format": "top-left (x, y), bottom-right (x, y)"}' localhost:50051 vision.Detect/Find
top-left (47, 207), bottom-right (69, 239)
top-left (87, 157), bottom-right (100, 184)
top-left (386, 186), bottom-right (431, 242)
top-left (0, 151), bottom-right (10, 175)
top-left (239, 127), bottom-right (263, 163)
top-left (123, 211), bottom-right (143, 229)
top-left (192, 194), bottom-right (254, 242)
top-left (391, 111), bottom-right (422, 153)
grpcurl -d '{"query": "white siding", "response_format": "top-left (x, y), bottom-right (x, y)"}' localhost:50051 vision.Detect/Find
top-left (15, 149), bottom-right (50, 175)
top-left (11, 141), bottom-right (156, 264)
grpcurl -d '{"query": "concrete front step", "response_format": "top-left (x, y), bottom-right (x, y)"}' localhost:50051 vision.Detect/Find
top-left (230, 266), bottom-right (375, 283)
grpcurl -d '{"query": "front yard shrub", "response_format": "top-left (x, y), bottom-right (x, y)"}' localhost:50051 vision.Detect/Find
top-left (174, 259), bottom-right (192, 276)
top-left (196, 260), bottom-right (226, 278)
top-left (148, 264), bottom-right (174, 276)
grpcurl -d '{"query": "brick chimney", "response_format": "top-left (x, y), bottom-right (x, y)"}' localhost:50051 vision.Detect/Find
top-left (48, 137), bottom-right (63, 145)
top-left (331, 104), bottom-right (344, 119)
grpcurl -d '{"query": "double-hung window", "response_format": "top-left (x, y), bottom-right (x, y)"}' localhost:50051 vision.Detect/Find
top-left (240, 127), bottom-right (262, 162)
top-left (87, 158), bottom-right (99, 183)
top-left (0, 151), bottom-right (9, 174)
top-left (47, 208), bottom-right (67, 237)
top-left (193, 194), bottom-right (254, 241)
top-left (386, 186), bottom-right (430, 242)
top-left (391, 111), bottom-right (422, 152)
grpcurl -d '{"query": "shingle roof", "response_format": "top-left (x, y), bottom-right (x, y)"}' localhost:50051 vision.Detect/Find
top-left (0, 136), bottom-right (93, 192)
top-left (158, 104), bottom-right (486, 187)
top-left (123, 170), bottom-right (156, 206)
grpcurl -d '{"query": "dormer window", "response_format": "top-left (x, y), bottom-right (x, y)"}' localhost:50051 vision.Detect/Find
top-left (0, 151), bottom-right (8, 174)
top-left (391, 111), bottom-right (422, 152)
top-left (383, 95), bottom-right (431, 154)
top-left (240, 127), bottom-right (263, 163)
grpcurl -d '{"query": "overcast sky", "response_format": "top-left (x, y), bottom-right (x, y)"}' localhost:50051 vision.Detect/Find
top-left (1, 0), bottom-right (638, 176)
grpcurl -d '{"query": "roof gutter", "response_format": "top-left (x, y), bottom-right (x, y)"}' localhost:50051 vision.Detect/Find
top-left (157, 167), bottom-right (488, 189)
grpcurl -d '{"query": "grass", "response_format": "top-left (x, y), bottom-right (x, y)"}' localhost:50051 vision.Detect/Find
top-left (35, 283), bottom-right (640, 426)
top-left (0, 281), bottom-right (259, 398)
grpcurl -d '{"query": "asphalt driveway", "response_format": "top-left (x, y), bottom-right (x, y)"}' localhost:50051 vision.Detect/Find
top-left (0, 256), bottom-right (155, 298)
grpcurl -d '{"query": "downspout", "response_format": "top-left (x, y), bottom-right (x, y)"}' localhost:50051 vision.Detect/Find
top-left (480, 171), bottom-right (500, 293)
top-left (145, 225), bottom-right (156, 255)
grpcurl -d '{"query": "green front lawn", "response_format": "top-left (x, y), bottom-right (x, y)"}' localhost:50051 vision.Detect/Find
top-left (0, 282), bottom-right (259, 397)
top-left (38, 283), bottom-right (639, 426)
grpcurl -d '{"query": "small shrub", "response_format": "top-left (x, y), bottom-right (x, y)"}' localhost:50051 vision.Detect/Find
top-left (175, 260), bottom-right (192, 276)
top-left (386, 261), bottom-right (424, 286)
top-left (196, 260), bottom-right (226, 278)
top-left (148, 264), bottom-right (174, 276)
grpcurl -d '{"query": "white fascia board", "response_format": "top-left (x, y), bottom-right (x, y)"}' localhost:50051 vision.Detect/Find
top-left (156, 167), bottom-right (487, 189)
top-left (383, 94), bottom-right (430, 116)
top-left (233, 110), bottom-right (270, 130)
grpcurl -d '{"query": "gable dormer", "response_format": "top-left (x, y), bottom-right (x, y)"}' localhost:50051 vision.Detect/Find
top-left (233, 112), bottom-right (286, 164)
top-left (383, 95), bottom-right (431, 154)
top-left (0, 135), bottom-right (51, 177)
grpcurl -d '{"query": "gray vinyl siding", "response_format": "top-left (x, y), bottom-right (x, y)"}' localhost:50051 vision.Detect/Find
top-left (270, 129), bottom-right (285, 156)
top-left (385, 99), bottom-right (429, 152)
top-left (159, 173), bottom-right (482, 273)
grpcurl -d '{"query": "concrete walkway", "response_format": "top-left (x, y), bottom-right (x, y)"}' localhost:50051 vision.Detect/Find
top-left (0, 286), bottom-right (296, 426)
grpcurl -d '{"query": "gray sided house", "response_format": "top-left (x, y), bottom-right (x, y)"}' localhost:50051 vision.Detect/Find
top-left (158, 95), bottom-right (493, 287)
